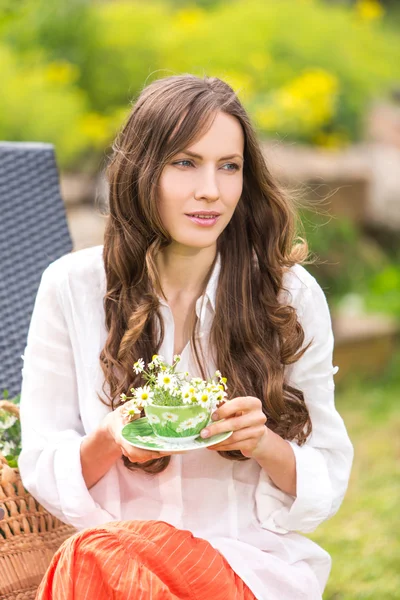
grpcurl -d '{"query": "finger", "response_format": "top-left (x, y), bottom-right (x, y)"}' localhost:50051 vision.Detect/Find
top-left (203, 411), bottom-right (266, 439)
top-left (206, 426), bottom-right (266, 450)
top-left (214, 396), bottom-right (262, 420)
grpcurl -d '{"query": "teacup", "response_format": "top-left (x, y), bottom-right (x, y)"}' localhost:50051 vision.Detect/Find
top-left (144, 404), bottom-right (211, 444)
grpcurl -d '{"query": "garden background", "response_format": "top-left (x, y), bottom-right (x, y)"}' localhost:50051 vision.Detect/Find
top-left (1, 0), bottom-right (399, 597)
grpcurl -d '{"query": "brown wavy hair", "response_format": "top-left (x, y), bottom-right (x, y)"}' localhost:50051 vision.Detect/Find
top-left (98, 73), bottom-right (313, 474)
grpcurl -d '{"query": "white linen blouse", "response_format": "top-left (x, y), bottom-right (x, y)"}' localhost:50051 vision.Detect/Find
top-left (18, 245), bottom-right (353, 600)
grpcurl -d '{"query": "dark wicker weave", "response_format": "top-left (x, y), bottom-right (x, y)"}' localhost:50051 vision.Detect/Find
top-left (0, 142), bottom-right (76, 596)
top-left (0, 402), bottom-right (76, 599)
top-left (0, 142), bottom-right (73, 397)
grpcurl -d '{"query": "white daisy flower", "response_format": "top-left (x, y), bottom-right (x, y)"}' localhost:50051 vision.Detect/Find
top-left (180, 417), bottom-right (198, 430)
top-left (196, 390), bottom-right (211, 407)
top-left (147, 414), bottom-right (160, 424)
top-left (120, 400), bottom-right (141, 420)
top-left (177, 370), bottom-right (188, 380)
top-left (134, 386), bottom-right (154, 406)
top-left (194, 412), bottom-right (208, 424)
top-left (151, 354), bottom-right (165, 365)
top-left (136, 435), bottom-right (157, 443)
top-left (156, 372), bottom-right (176, 391)
top-left (133, 358), bottom-right (145, 374)
top-left (162, 412), bottom-right (179, 423)
top-left (180, 384), bottom-right (194, 404)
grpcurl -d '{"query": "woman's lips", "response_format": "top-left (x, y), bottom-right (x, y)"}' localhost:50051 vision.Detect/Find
top-left (185, 215), bottom-right (220, 226)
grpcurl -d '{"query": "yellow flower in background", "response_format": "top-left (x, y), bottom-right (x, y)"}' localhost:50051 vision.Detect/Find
top-left (79, 113), bottom-right (111, 148)
top-left (216, 70), bottom-right (254, 103)
top-left (255, 68), bottom-right (339, 137)
top-left (175, 7), bottom-right (205, 29)
top-left (355, 0), bottom-right (384, 22)
top-left (44, 61), bottom-right (79, 85)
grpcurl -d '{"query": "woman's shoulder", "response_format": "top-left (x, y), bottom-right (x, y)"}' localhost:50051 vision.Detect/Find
top-left (279, 263), bottom-right (321, 315)
top-left (282, 263), bottom-right (316, 291)
top-left (41, 244), bottom-right (105, 295)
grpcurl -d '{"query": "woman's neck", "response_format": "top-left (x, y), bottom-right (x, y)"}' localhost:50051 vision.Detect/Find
top-left (155, 244), bottom-right (217, 304)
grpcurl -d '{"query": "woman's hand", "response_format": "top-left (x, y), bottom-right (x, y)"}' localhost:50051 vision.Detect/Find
top-left (101, 402), bottom-right (177, 464)
top-left (200, 396), bottom-right (269, 459)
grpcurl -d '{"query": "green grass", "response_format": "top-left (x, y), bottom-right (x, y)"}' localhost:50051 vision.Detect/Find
top-left (308, 351), bottom-right (400, 599)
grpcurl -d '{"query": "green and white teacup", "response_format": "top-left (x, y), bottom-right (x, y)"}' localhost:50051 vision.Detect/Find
top-left (144, 404), bottom-right (211, 444)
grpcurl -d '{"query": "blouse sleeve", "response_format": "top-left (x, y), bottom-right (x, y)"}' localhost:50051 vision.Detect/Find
top-left (18, 261), bottom-right (118, 530)
top-left (255, 274), bottom-right (354, 534)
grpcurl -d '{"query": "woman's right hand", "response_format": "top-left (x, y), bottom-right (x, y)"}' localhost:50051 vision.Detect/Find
top-left (101, 402), bottom-right (176, 464)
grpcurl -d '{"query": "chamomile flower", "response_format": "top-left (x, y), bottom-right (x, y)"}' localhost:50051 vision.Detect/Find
top-left (147, 414), bottom-right (160, 424)
top-left (196, 390), bottom-right (211, 407)
top-left (214, 391), bottom-right (227, 403)
top-left (157, 372), bottom-right (176, 391)
top-left (151, 354), bottom-right (164, 365)
top-left (162, 412), bottom-right (179, 423)
top-left (122, 354), bottom-right (229, 414)
top-left (181, 384), bottom-right (195, 403)
top-left (134, 386), bottom-right (154, 406)
top-left (180, 417), bottom-right (198, 430)
top-left (194, 412), bottom-right (208, 424)
top-left (136, 435), bottom-right (157, 443)
top-left (177, 370), bottom-right (189, 380)
top-left (133, 358), bottom-right (145, 374)
top-left (120, 400), bottom-right (141, 420)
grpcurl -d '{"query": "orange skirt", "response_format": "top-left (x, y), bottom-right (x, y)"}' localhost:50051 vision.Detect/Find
top-left (36, 520), bottom-right (257, 600)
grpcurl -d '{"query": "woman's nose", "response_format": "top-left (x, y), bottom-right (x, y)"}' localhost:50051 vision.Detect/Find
top-left (194, 166), bottom-right (220, 202)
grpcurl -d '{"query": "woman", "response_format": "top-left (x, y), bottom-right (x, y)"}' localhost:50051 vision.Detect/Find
top-left (19, 74), bottom-right (353, 600)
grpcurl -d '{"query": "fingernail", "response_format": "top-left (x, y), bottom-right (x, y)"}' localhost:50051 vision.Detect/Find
top-left (201, 429), bottom-right (209, 438)
top-left (211, 412), bottom-right (218, 421)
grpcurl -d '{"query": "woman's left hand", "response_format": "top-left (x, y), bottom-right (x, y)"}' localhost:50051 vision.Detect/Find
top-left (200, 396), bottom-right (268, 459)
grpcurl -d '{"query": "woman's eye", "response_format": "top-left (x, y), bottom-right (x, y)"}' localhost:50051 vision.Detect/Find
top-left (174, 160), bottom-right (193, 167)
top-left (222, 163), bottom-right (240, 171)
top-left (173, 160), bottom-right (240, 171)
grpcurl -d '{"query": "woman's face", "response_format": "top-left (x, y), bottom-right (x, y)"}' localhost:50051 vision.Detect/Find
top-left (157, 111), bottom-right (244, 251)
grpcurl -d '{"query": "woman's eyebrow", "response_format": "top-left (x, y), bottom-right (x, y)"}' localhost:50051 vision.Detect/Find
top-left (180, 150), bottom-right (244, 161)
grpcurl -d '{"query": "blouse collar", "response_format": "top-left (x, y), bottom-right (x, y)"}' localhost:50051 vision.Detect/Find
top-left (157, 252), bottom-right (221, 316)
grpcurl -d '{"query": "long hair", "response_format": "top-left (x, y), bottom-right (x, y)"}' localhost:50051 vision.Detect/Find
top-left (98, 74), bottom-right (313, 474)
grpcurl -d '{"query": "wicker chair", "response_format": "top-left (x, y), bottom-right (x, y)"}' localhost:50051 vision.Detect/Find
top-left (0, 402), bottom-right (76, 599)
top-left (0, 142), bottom-right (77, 598)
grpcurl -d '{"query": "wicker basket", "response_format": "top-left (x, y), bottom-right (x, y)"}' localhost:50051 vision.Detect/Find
top-left (0, 401), bottom-right (76, 599)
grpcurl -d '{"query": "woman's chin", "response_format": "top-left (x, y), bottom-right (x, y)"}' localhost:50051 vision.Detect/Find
top-left (170, 234), bottom-right (219, 249)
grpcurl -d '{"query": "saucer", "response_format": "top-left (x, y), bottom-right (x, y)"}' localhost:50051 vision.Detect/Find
top-left (121, 416), bottom-right (233, 452)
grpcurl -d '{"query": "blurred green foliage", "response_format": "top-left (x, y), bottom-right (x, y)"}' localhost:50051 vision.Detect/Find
top-left (309, 350), bottom-right (400, 598)
top-left (300, 207), bottom-right (400, 318)
top-left (0, 390), bottom-right (21, 468)
top-left (0, 0), bottom-right (399, 169)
